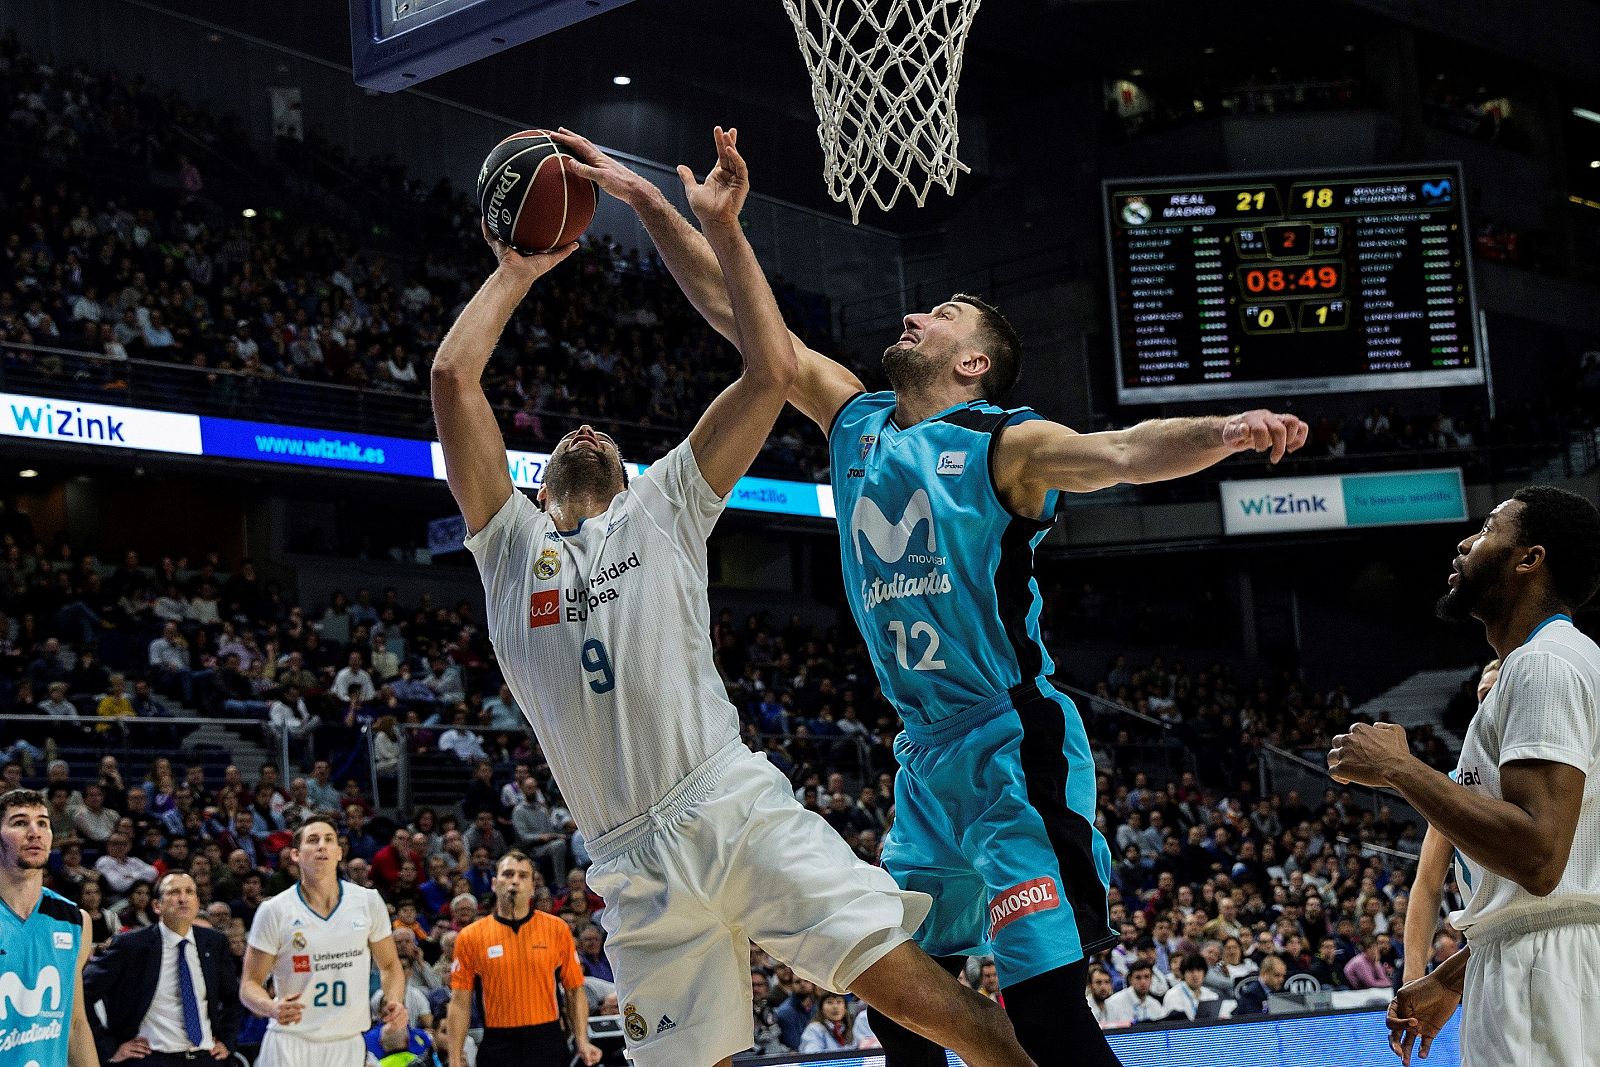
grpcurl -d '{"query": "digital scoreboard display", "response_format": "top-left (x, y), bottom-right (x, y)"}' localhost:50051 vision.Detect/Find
top-left (1103, 164), bottom-right (1483, 404)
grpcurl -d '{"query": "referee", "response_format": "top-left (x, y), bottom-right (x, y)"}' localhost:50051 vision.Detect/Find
top-left (448, 850), bottom-right (601, 1066)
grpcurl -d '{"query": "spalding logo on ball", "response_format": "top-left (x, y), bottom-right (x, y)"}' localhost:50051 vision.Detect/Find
top-left (477, 129), bottom-right (598, 253)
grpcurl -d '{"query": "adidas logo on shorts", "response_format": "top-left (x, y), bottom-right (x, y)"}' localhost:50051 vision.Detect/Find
top-left (656, 1015), bottom-right (676, 1035)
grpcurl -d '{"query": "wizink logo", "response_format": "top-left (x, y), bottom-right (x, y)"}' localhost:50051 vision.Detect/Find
top-left (9, 403), bottom-right (125, 442)
top-left (1237, 492), bottom-right (1329, 516)
top-left (508, 455), bottom-right (547, 487)
top-left (252, 435), bottom-right (386, 465)
top-left (850, 489), bottom-right (935, 564)
top-left (0, 967), bottom-right (60, 1021)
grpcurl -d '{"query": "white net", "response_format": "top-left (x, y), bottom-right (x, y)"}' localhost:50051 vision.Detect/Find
top-left (782, 0), bottom-right (983, 223)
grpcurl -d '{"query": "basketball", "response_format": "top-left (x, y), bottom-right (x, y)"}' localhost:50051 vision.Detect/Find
top-left (476, 129), bottom-right (597, 252)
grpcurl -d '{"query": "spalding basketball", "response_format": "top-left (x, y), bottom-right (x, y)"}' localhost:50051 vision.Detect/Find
top-left (477, 129), bottom-right (597, 252)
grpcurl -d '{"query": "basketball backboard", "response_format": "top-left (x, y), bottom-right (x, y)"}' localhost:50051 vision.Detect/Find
top-left (349, 0), bottom-right (637, 92)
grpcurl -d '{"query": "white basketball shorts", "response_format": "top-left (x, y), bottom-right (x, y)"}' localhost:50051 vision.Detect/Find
top-left (1461, 907), bottom-right (1600, 1067)
top-left (584, 739), bottom-right (931, 1067)
top-left (257, 1031), bottom-right (367, 1067)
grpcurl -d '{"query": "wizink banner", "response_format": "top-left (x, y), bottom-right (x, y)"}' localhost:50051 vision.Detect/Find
top-left (1, 390), bottom-right (832, 519)
top-left (1220, 468), bottom-right (1468, 535)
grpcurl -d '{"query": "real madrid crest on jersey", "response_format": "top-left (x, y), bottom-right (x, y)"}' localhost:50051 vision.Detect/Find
top-left (535, 548), bottom-right (561, 581)
top-left (291, 930), bottom-right (307, 950)
top-left (623, 1003), bottom-right (648, 1042)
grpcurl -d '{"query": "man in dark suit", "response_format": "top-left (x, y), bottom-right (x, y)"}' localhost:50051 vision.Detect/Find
top-left (1232, 955), bottom-right (1288, 1016)
top-left (84, 872), bottom-right (241, 1066)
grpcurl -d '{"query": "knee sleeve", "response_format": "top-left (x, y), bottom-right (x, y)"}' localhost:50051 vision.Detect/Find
top-left (1004, 960), bottom-right (1125, 1067)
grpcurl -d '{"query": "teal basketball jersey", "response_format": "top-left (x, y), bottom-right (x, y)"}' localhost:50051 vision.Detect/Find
top-left (0, 887), bottom-right (82, 1067)
top-left (829, 392), bottom-right (1059, 727)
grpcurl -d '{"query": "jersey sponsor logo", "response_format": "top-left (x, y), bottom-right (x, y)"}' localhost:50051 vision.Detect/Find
top-left (51, 933), bottom-right (72, 950)
top-left (936, 450), bottom-right (967, 476)
top-left (292, 955), bottom-right (311, 973)
top-left (1458, 766), bottom-right (1483, 787)
top-left (987, 877), bottom-right (1060, 937)
top-left (535, 548), bottom-right (561, 580)
top-left (545, 530), bottom-right (562, 542)
top-left (655, 1015), bottom-right (675, 1034)
top-left (486, 945), bottom-right (504, 959)
top-left (529, 589), bottom-right (561, 628)
top-left (850, 489), bottom-right (935, 565)
top-left (622, 1004), bottom-right (648, 1042)
top-left (860, 571), bottom-right (954, 612)
top-left (564, 551), bottom-right (641, 622)
top-left (0, 967), bottom-right (60, 1021)
top-left (846, 467), bottom-right (865, 478)
top-left (605, 514), bottom-right (629, 535)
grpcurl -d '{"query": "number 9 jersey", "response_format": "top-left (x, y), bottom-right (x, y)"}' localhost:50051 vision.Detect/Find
top-left (828, 392), bottom-right (1059, 728)
top-left (247, 881), bottom-right (391, 1041)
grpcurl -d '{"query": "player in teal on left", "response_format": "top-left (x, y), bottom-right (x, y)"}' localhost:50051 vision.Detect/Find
top-left (0, 789), bottom-right (99, 1067)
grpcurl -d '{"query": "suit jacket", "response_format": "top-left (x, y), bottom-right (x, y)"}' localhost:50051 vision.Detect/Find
top-left (1232, 977), bottom-right (1272, 1016)
top-left (84, 922), bottom-right (241, 1061)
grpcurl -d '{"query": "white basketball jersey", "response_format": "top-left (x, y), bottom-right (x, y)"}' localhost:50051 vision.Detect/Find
top-left (247, 880), bottom-right (390, 1039)
top-left (467, 440), bottom-right (740, 838)
top-left (1451, 618), bottom-right (1600, 933)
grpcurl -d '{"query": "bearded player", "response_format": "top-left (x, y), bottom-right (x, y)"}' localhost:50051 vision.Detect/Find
top-left (555, 126), bottom-right (1308, 1064)
top-left (433, 127), bottom-right (1034, 1067)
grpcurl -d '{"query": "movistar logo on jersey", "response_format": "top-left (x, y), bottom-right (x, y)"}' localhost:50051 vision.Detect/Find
top-left (0, 968), bottom-right (60, 1021)
top-left (851, 489), bottom-right (936, 564)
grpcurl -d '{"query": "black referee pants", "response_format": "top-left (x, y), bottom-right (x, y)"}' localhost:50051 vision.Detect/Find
top-left (478, 1023), bottom-right (569, 1065)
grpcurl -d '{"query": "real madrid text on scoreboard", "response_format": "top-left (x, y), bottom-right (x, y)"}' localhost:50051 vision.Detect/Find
top-left (1103, 164), bottom-right (1484, 404)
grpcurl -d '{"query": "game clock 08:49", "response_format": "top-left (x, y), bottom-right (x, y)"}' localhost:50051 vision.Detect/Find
top-left (1236, 262), bottom-right (1343, 296)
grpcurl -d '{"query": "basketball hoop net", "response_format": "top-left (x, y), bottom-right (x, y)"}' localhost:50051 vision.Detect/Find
top-left (782, 0), bottom-right (982, 223)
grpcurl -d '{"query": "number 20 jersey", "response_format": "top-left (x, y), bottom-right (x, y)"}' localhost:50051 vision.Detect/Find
top-left (829, 392), bottom-right (1060, 729)
top-left (467, 440), bottom-right (741, 840)
top-left (246, 881), bottom-right (390, 1040)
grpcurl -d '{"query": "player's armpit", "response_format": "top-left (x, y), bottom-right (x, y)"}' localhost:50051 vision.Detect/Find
top-left (992, 417), bottom-right (1127, 512)
top-left (793, 345), bottom-right (866, 436)
top-left (1500, 759), bottom-right (1586, 896)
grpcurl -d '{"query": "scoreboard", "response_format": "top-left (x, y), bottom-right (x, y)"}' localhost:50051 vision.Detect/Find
top-left (1103, 164), bottom-right (1483, 404)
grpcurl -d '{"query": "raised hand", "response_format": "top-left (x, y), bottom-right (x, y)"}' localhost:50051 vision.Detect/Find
top-left (678, 126), bottom-right (748, 230)
top-left (1222, 409), bottom-right (1310, 464)
top-left (481, 218), bottom-right (578, 282)
top-left (550, 127), bottom-right (653, 206)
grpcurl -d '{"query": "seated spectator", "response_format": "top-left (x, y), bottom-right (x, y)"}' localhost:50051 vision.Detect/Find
top-left (96, 832), bottom-right (160, 900)
top-left (1232, 956), bottom-right (1288, 1016)
top-left (1102, 961), bottom-right (1166, 1025)
top-left (1309, 936), bottom-right (1350, 990)
top-left (333, 651), bottom-right (376, 704)
top-left (1085, 965), bottom-right (1115, 1027)
top-left (1161, 954), bottom-right (1221, 1020)
top-left (113, 879), bottom-right (158, 931)
top-left (576, 923), bottom-right (612, 983)
top-left (1343, 934), bottom-right (1396, 990)
top-left (798, 992), bottom-right (875, 1052)
top-left (439, 711), bottom-right (487, 762)
top-left (74, 784), bottom-right (120, 845)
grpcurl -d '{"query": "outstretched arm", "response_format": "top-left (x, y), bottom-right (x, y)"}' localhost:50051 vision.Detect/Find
top-left (676, 127), bottom-right (798, 495)
top-left (992, 410), bottom-right (1309, 514)
top-left (552, 128), bottom-right (861, 433)
top-left (1402, 826), bottom-right (1452, 984)
top-left (430, 226), bottom-right (577, 533)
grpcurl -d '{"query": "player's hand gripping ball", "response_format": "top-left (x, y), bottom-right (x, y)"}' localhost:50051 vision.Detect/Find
top-left (477, 129), bottom-right (598, 253)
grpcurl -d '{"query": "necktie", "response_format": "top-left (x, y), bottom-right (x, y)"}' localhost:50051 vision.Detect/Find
top-left (177, 939), bottom-right (204, 1048)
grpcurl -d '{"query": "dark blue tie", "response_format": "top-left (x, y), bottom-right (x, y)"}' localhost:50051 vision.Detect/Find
top-left (177, 939), bottom-right (204, 1048)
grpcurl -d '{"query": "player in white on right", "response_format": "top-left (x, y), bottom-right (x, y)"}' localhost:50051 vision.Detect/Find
top-left (1327, 486), bottom-right (1600, 1067)
top-left (241, 814), bottom-right (408, 1067)
top-left (432, 127), bottom-right (1034, 1067)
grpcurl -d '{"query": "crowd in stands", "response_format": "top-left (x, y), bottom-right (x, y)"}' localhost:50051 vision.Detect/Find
top-left (0, 516), bottom-right (1475, 1055)
top-left (0, 30), bottom-right (845, 482)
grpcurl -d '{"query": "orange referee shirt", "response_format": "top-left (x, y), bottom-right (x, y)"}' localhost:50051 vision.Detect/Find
top-left (450, 909), bottom-right (585, 1027)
